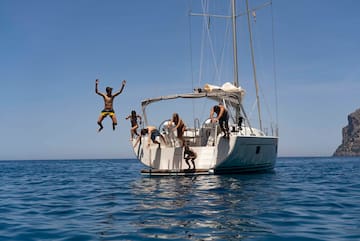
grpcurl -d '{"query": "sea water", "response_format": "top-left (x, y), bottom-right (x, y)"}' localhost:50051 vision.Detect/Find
top-left (0, 157), bottom-right (359, 241)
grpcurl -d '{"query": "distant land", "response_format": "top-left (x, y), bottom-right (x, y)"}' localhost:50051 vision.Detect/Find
top-left (334, 108), bottom-right (360, 156)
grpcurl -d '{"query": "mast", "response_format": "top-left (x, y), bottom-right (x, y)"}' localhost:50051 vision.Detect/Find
top-left (231, 0), bottom-right (239, 87)
top-left (231, 0), bottom-right (243, 124)
top-left (246, 0), bottom-right (263, 131)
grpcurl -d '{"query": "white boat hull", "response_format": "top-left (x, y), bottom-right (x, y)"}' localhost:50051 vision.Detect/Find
top-left (132, 132), bottom-right (278, 175)
top-left (213, 135), bottom-right (278, 173)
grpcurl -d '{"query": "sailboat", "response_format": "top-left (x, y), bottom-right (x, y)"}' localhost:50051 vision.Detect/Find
top-left (131, 0), bottom-right (278, 175)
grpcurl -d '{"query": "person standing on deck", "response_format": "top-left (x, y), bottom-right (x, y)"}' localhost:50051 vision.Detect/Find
top-left (210, 104), bottom-right (230, 138)
top-left (95, 79), bottom-right (126, 132)
top-left (168, 113), bottom-right (186, 147)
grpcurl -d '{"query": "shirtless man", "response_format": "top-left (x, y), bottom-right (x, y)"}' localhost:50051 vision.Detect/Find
top-left (95, 79), bottom-right (126, 132)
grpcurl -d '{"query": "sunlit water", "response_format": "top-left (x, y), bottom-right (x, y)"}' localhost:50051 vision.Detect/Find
top-left (0, 157), bottom-right (359, 240)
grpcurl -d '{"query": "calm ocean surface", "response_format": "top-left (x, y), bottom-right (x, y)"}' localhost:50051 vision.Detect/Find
top-left (0, 157), bottom-right (359, 241)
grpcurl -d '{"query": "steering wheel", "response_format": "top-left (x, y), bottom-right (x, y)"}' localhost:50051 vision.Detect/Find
top-left (202, 118), bottom-right (213, 128)
top-left (159, 119), bottom-right (172, 134)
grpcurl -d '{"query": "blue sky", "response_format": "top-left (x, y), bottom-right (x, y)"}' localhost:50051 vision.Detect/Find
top-left (1, 0), bottom-right (360, 160)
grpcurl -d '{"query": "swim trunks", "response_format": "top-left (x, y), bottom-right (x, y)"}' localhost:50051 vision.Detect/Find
top-left (218, 110), bottom-right (229, 125)
top-left (184, 149), bottom-right (196, 159)
top-left (101, 109), bottom-right (115, 117)
top-left (130, 117), bottom-right (138, 127)
top-left (150, 129), bottom-right (161, 142)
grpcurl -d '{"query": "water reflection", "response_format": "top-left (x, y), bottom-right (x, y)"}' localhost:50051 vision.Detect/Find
top-left (129, 173), bottom-right (279, 240)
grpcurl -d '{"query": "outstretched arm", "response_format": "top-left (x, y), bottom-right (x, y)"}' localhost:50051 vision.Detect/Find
top-left (95, 79), bottom-right (104, 97)
top-left (113, 80), bottom-right (126, 97)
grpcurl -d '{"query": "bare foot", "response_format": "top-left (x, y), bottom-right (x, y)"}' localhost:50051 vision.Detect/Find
top-left (97, 122), bottom-right (103, 133)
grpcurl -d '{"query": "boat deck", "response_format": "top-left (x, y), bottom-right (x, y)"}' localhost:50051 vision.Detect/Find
top-left (141, 168), bottom-right (212, 176)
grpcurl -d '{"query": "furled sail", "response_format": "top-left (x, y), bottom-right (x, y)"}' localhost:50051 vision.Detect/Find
top-left (204, 82), bottom-right (245, 97)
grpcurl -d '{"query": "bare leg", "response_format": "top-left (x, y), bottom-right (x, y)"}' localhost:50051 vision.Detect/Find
top-left (111, 114), bottom-right (118, 131)
top-left (133, 125), bottom-right (139, 136)
top-left (178, 128), bottom-right (186, 147)
top-left (160, 135), bottom-right (167, 146)
top-left (191, 158), bottom-right (196, 169)
top-left (97, 115), bottom-right (105, 132)
top-left (220, 126), bottom-right (229, 138)
top-left (224, 121), bottom-right (230, 137)
top-left (185, 159), bottom-right (191, 169)
top-left (131, 125), bottom-right (139, 139)
top-left (180, 136), bottom-right (185, 147)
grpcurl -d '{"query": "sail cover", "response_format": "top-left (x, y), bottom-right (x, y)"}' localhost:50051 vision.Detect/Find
top-left (204, 82), bottom-right (245, 96)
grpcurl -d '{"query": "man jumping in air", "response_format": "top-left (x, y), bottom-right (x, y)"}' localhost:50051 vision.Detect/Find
top-left (95, 79), bottom-right (126, 132)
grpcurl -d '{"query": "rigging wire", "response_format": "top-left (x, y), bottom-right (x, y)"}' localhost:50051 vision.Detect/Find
top-left (188, 0), bottom-right (197, 122)
top-left (217, 4), bottom-right (232, 85)
top-left (198, 0), bottom-right (208, 87)
top-left (250, 5), bottom-right (275, 134)
top-left (253, 0), bottom-right (278, 136)
top-left (201, 0), bottom-right (223, 86)
top-left (246, 0), bottom-right (263, 131)
top-left (270, 0), bottom-right (279, 136)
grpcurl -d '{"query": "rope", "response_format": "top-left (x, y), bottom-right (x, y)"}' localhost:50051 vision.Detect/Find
top-left (201, 0), bottom-right (223, 86)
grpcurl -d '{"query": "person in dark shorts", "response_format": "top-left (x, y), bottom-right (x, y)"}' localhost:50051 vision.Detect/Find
top-left (134, 126), bottom-right (166, 148)
top-left (95, 79), bottom-right (126, 132)
top-left (210, 104), bottom-right (230, 138)
top-left (126, 110), bottom-right (142, 140)
top-left (184, 145), bottom-right (197, 169)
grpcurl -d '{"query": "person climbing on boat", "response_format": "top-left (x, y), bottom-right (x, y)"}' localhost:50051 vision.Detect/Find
top-left (168, 112), bottom-right (186, 147)
top-left (125, 110), bottom-right (142, 140)
top-left (95, 79), bottom-right (126, 132)
top-left (184, 145), bottom-right (197, 169)
top-left (210, 103), bottom-right (230, 138)
top-left (134, 126), bottom-right (166, 148)
top-left (238, 116), bottom-right (244, 130)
